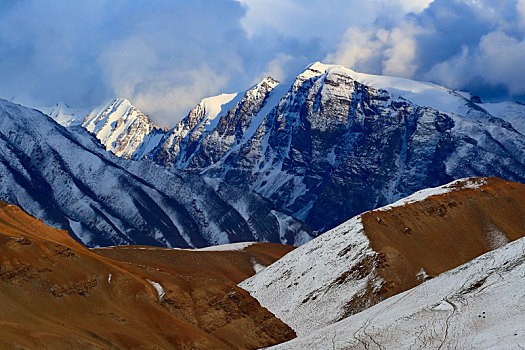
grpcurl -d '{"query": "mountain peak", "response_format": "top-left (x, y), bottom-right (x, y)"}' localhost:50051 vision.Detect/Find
top-left (110, 97), bottom-right (133, 108)
top-left (81, 97), bottom-right (162, 159)
top-left (258, 75), bottom-right (280, 88)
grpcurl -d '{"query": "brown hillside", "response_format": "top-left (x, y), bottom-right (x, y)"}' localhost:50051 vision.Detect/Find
top-left (362, 177), bottom-right (525, 303)
top-left (93, 242), bottom-right (294, 284)
top-left (0, 201), bottom-right (295, 349)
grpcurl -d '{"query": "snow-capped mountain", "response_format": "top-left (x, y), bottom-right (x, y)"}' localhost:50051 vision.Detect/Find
top-left (269, 234), bottom-right (525, 349)
top-left (239, 177), bottom-right (525, 335)
top-left (40, 98), bottom-right (166, 160)
top-left (68, 63), bottom-right (525, 236)
top-left (81, 98), bottom-right (165, 159)
top-left (0, 99), bottom-right (312, 248)
top-left (195, 62), bottom-right (525, 233)
top-left (149, 76), bottom-right (280, 168)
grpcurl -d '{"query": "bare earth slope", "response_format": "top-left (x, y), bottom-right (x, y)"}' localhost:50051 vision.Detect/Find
top-left (0, 201), bottom-right (295, 349)
top-left (240, 177), bottom-right (525, 335)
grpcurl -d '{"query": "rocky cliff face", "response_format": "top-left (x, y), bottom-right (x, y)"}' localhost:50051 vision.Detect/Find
top-left (149, 76), bottom-right (280, 169)
top-left (0, 99), bottom-right (312, 248)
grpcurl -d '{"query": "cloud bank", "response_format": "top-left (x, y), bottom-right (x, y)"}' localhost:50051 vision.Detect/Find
top-left (0, 0), bottom-right (524, 125)
top-left (326, 0), bottom-right (525, 101)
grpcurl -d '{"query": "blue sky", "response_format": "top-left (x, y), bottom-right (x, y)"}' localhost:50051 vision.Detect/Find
top-left (1, 0), bottom-right (525, 125)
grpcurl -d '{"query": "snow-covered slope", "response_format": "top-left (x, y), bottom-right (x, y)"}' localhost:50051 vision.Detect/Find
top-left (241, 215), bottom-right (379, 335)
top-left (269, 235), bottom-right (525, 349)
top-left (39, 102), bottom-right (88, 127)
top-left (478, 100), bottom-right (525, 135)
top-left (0, 99), bottom-right (312, 248)
top-left (239, 177), bottom-right (525, 336)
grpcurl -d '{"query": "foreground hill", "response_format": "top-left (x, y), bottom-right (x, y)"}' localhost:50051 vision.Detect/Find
top-left (0, 201), bottom-right (295, 349)
top-left (269, 234), bottom-right (525, 349)
top-left (239, 177), bottom-right (525, 335)
top-left (0, 99), bottom-right (312, 247)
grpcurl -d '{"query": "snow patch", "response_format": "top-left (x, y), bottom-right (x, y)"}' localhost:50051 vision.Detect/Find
top-left (416, 268), bottom-right (429, 282)
top-left (484, 224), bottom-right (509, 250)
top-left (146, 279), bottom-right (165, 302)
top-left (191, 242), bottom-right (256, 251)
top-left (250, 258), bottom-right (266, 273)
top-left (67, 218), bottom-right (91, 246)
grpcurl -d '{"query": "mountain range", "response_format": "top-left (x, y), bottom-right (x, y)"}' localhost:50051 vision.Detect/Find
top-left (45, 62), bottom-right (525, 238)
top-left (0, 99), bottom-right (311, 248)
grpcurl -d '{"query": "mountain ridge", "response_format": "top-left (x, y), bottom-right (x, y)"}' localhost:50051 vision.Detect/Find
top-left (0, 200), bottom-right (296, 349)
top-left (0, 99), bottom-right (312, 248)
top-left (269, 234), bottom-right (525, 349)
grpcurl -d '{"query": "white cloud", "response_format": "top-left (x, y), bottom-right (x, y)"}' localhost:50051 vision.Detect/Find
top-left (236, 0), bottom-right (306, 37)
top-left (325, 0), bottom-right (525, 101)
top-left (398, 0), bottom-right (435, 13)
top-left (426, 31), bottom-right (525, 96)
top-left (259, 53), bottom-right (294, 82)
top-left (325, 27), bottom-right (383, 73)
top-left (517, 0), bottom-right (525, 29)
top-left (132, 68), bottom-right (230, 123)
top-left (326, 21), bottom-right (423, 78)
top-left (236, 0), bottom-right (431, 41)
top-left (2, 0), bottom-right (525, 124)
top-left (98, 37), bottom-right (232, 125)
top-left (381, 23), bottom-right (423, 77)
